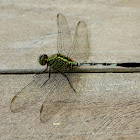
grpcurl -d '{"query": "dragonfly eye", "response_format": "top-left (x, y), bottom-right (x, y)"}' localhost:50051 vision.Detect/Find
top-left (38, 54), bottom-right (48, 65)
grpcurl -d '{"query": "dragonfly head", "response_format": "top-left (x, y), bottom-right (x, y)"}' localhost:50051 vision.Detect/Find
top-left (38, 54), bottom-right (49, 65)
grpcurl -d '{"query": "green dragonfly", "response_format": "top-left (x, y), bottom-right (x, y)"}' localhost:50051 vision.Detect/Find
top-left (10, 13), bottom-right (90, 123)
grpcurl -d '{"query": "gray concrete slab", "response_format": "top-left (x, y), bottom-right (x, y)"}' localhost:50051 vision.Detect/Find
top-left (0, 0), bottom-right (140, 139)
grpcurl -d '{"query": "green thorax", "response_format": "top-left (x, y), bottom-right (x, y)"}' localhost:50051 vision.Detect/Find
top-left (48, 54), bottom-right (78, 71)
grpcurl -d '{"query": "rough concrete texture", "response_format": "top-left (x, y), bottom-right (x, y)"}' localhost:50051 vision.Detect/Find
top-left (0, 0), bottom-right (140, 140)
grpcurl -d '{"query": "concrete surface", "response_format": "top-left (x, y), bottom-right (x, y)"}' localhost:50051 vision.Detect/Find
top-left (0, 0), bottom-right (140, 140)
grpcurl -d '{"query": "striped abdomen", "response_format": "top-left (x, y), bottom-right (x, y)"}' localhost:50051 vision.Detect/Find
top-left (48, 54), bottom-right (78, 71)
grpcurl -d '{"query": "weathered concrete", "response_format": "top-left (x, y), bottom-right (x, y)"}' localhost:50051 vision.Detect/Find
top-left (0, 0), bottom-right (140, 139)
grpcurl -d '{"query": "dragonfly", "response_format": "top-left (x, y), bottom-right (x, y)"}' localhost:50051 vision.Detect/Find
top-left (10, 13), bottom-right (140, 123)
top-left (10, 13), bottom-right (90, 123)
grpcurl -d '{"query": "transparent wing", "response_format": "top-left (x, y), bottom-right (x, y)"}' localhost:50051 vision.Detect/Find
top-left (10, 72), bottom-right (81, 123)
top-left (57, 13), bottom-right (72, 55)
top-left (68, 21), bottom-right (90, 63)
top-left (40, 73), bottom-right (80, 123)
top-left (10, 73), bottom-right (62, 113)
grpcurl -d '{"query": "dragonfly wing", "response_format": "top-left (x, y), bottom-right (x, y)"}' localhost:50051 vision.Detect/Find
top-left (40, 73), bottom-right (80, 123)
top-left (10, 74), bottom-right (59, 113)
top-left (57, 13), bottom-right (72, 55)
top-left (68, 21), bottom-right (90, 63)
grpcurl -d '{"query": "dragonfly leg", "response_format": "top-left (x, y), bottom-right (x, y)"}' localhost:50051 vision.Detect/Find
top-left (41, 67), bottom-right (51, 87)
top-left (61, 72), bottom-right (76, 93)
